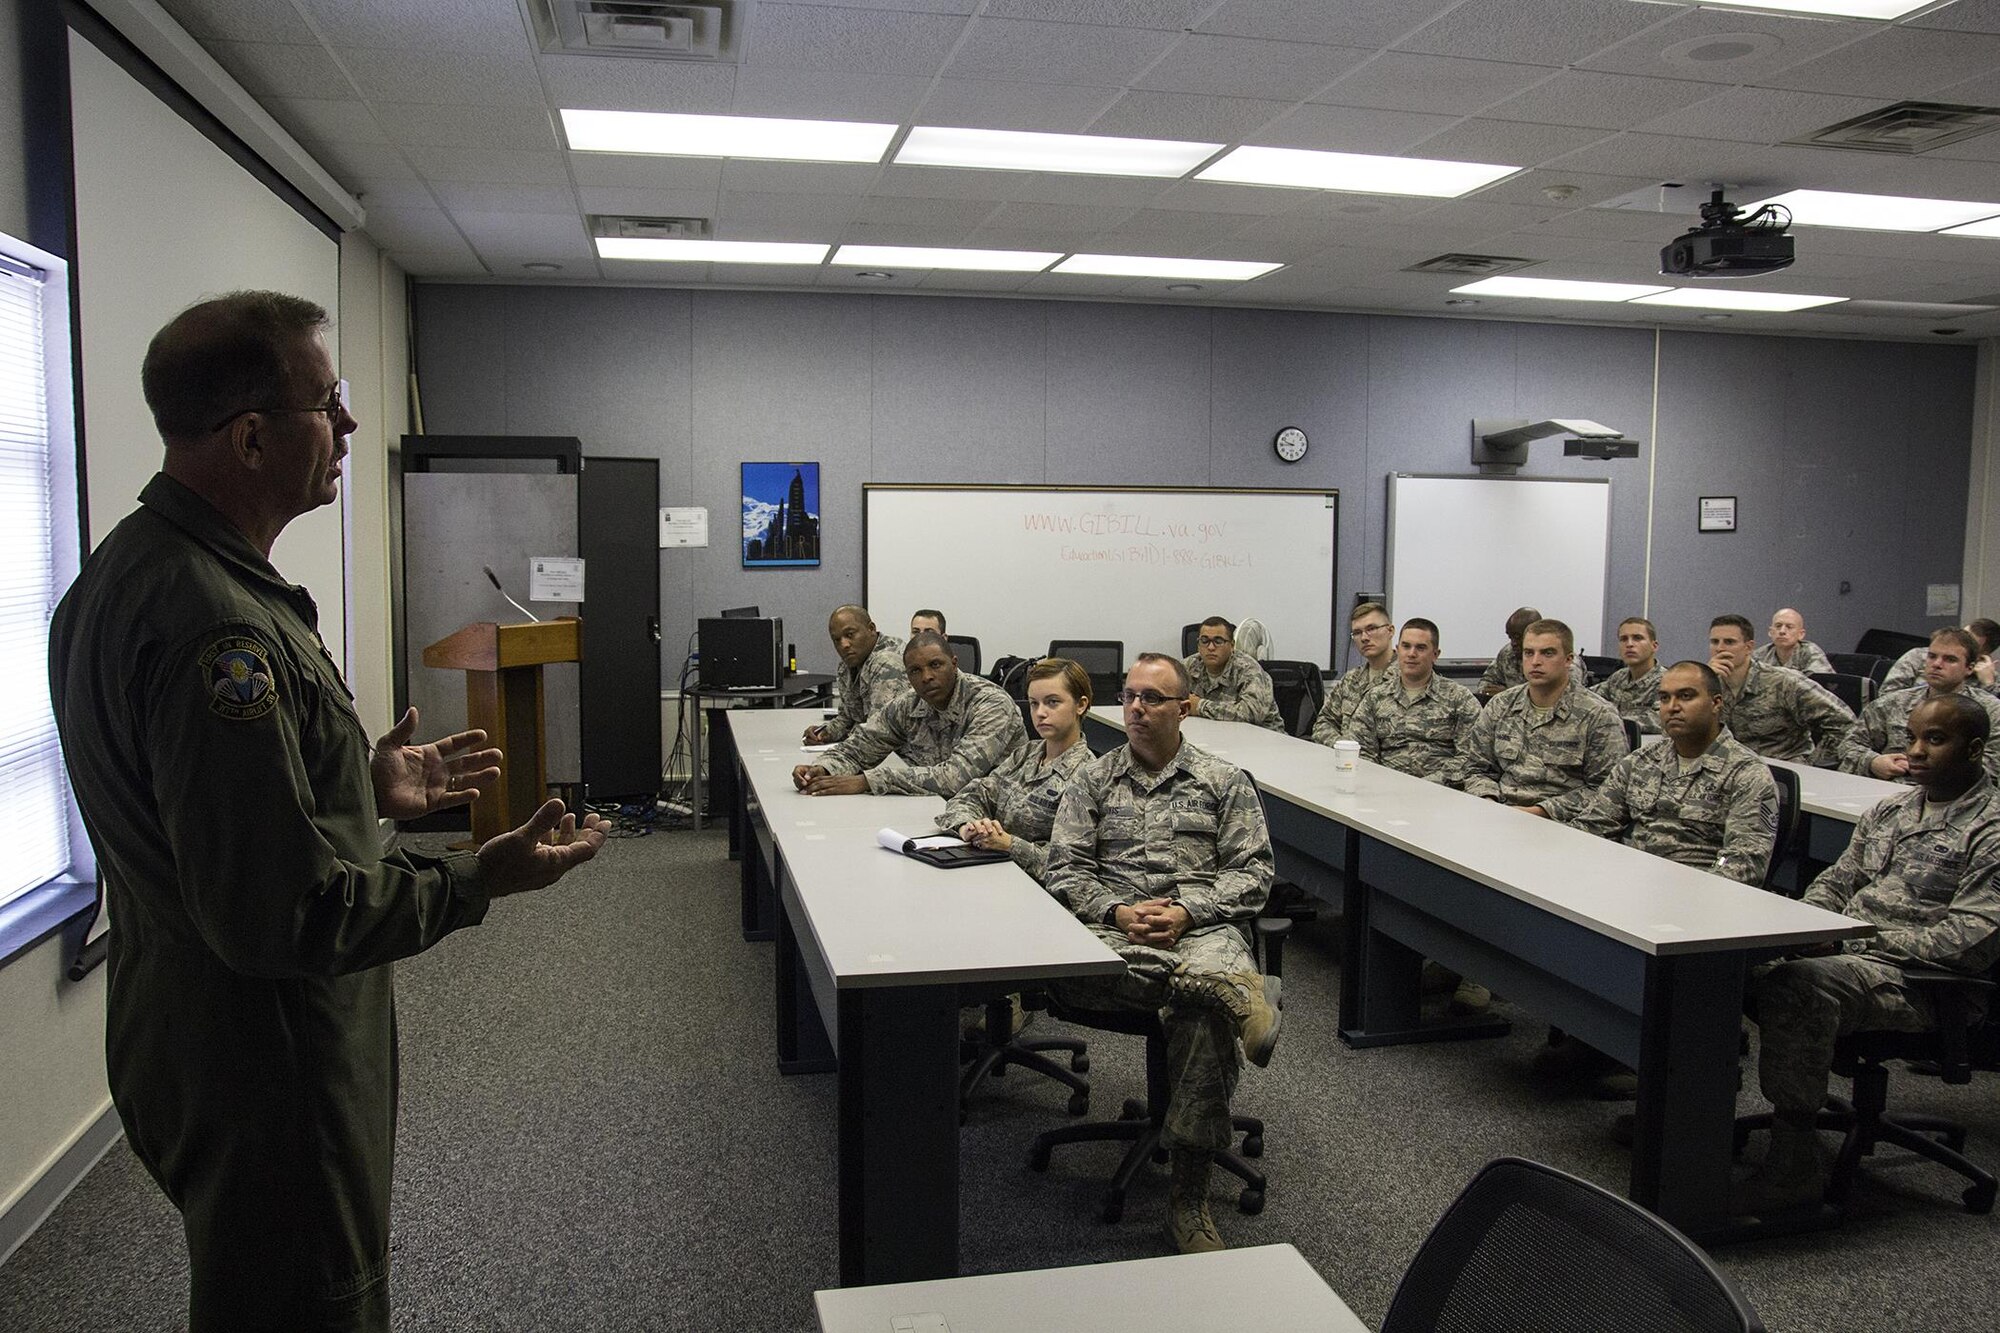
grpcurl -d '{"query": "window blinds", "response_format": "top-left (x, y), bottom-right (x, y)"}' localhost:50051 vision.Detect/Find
top-left (0, 257), bottom-right (70, 906)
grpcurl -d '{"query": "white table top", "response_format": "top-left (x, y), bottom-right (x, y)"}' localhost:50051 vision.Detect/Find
top-left (1766, 754), bottom-right (1903, 826)
top-left (1087, 708), bottom-right (1870, 957)
top-left (730, 711), bottom-right (1123, 990)
top-left (813, 1244), bottom-right (1366, 1333)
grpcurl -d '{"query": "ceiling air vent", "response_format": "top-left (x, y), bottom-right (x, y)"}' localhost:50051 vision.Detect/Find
top-left (533, 2), bottom-right (743, 61)
top-left (592, 215), bottom-right (712, 240)
top-left (1403, 254), bottom-right (1539, 277)
top-left (1790, 102), bottom-right (2000, 155)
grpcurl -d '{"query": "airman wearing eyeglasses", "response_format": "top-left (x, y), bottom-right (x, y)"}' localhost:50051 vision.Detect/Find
top-left (1182, 615), bottom-right (1283, 731)
top-left (1311, 601), bottom-right (1397, 744)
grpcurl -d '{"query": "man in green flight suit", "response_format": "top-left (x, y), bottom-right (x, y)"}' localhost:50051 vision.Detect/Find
top-left (48, 292), bottom-right (610, 1332)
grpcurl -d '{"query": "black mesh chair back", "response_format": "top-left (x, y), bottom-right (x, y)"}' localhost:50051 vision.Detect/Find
top-left (1582, 654), bottom-right (1622, 684)
top-left (1809, 671), bottom-right (1870, 713)
top-left (1050, 640), bottom-right (1124, 707)
top-left (1855, 628), bottom-right (1928, 659)
top-left (946, 634), bottom-right (981, 675)
top-left (1827, 652), bottom-right (1881, 680)
top-left (1261, 659), bottom-right (1325, 739)
top-left (1762, 763), bottom-right (1803, 893)
top-left (990, 656), bottom-right (1032, 700)
top-left (1867, 655), bottom-right (1895, 690)
top-left (1382, 1157), bottom-right (1765, 1333)
top-left (1622, 718), bottom-right (1641, 752)
top-left (1181, 623), bottom-right (1203, 657)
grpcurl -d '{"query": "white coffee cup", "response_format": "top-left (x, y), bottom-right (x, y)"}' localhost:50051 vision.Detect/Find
top-left (1331, 738), bottom-right (1360, 792)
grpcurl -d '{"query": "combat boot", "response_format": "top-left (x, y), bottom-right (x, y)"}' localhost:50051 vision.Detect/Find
top-left (1733, 1117), bottom-right (1831, 1216)
top-left (1165, 1150), bottom-right (1225, 1254)
top-left (1166, 967), bottom-right (1282, 1067)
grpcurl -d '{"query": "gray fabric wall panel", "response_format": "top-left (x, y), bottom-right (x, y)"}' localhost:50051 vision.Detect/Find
top-left (870, 295), bottom-right (1047, 485)
top-left (411, 282), bottom-right (1976, 676)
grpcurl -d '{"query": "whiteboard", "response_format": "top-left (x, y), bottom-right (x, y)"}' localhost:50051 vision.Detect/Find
top-left (1386, 475), bottom-right (1611, 660)
top-left (865, 486), bottom-right (1339, 669)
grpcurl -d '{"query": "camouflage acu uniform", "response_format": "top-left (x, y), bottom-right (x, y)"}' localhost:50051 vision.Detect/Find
top-left (1749, 777), bottom-right (2000, 1118)
top-left (1592, 661), bottom-right (1664, 735)
top-left (1569, 729), bottom-right (1779, 885)
top-left (1480, 642), bottom-right (1590, 694)
top-left (1720, 661), bottom-right (1855, 766)
top-left (1311, 663), bottom-right (1391, 744)
top-left (1880, 646), bottom-right (1927, 695)
top-left (1459, 681), bottom-right (1627, 820)
top-left (818, 670), bottom-right (1025, 796)
top-left (1044, 740), bottom-right (1274, 1152)
top-left (1348, 671), bottom-right (1480, 785)
top-left (1183, 650), bottom-right (1284, 731)
top-left (1839, 685), bottom-right (2000, 782)
top-left (1753, 639), bottom-right (1834, 677)
top-left (819, 632), bottom-right (909, 742)
top-left (937, 739), bottom-right (1091, 882)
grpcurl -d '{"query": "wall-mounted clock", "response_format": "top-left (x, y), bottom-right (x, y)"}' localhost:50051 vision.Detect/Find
top-left (1274, 426), bottom-right (1309, 463)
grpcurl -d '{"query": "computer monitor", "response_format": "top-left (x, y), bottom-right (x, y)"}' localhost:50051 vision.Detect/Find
top-left (720, 605), bottom-right (760, 619)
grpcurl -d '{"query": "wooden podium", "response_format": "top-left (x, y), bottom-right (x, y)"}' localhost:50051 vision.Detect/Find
top-left (423, 619), bottom-right (581, 845)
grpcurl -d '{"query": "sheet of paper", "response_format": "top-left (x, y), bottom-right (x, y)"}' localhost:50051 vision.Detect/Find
top-left (659, 506), bottom-right (709, 548)
top-left (528, 556), bottom-right (584, 602)
top-left (876, 827), bottom-right (964, 853)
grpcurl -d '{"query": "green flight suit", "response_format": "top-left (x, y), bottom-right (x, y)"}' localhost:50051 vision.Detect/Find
top-left (49, 474), bottom-right (492, 1332)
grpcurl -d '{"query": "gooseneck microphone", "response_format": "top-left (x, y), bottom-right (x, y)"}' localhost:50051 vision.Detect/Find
top-left (482, 565), bottom-right (541, 623)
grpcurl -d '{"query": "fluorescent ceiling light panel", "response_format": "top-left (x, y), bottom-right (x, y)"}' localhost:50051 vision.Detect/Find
top-left (1054, 255), bottom-right (1283, 280)
top-left (1636, 2), bottom-right (1935, 19)
top-left (1451, 276), bottom-right (1673, 302)
top-left (831, 245), bottom-right (1059, 272)
top-left (895, 127), bottom-right (1221, 178)
top-left (1197, 146), bottom-right (1518, 197)
top-left (1630, 289), bottom-right (1847, 312)
top-left (561, 109), bottom-right (895, 163)
top-left (596, 238), bottom-right (829, 264)
top-left (1748, 189), bottom-right (2000, 232)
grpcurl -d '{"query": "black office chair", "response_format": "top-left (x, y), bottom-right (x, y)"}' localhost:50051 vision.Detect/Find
top-left (1261, 659), bottom-right (1325, 739)
top-left (1381, 1157), bottom-right (1765, 1332)
top-left (1050, 639), bottom-right (1123, 708)
top-left (1761, 764), bottom-right (1804, 894)
top-left (947, 634), bottom-right (981, 675)
top-left (1867, 655), bottom-right (1895, 692)
top-left (1827, 652), bottom-right (1881, 680)
top-left (1582, 654), bottom-right (1622, 685)
top-left (990, 656), bottom-right (1032, 700)
top-left (1735, 964), bottom-right (1999, 1226)
top-left (1809, 671), bottom-right (1871, 713)
top-left (1855, 628), bottom-right (1928, 659)
top-left (1622, 718), bottom-right (1641, 752)
top-left (959, 992), bottom-right (1092, 1122)
top-left (1180, 623), bottom-right (1203, 658)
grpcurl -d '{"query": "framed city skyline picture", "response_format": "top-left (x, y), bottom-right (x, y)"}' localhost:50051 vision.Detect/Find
top-left (742, 462), bottom-right (821, 568)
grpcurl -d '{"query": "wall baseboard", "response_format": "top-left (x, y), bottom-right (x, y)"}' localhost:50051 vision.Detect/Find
top-left (0, 1101), bottom-right (123, 1269)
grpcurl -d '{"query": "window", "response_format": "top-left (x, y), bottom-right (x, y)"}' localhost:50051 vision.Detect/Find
top-left (0, 244), bottom-right (71, 908)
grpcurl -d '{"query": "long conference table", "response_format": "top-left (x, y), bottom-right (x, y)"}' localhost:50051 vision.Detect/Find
top-left (1083, 706), bottom-right (1873, 1241)
top-left (725, 709), bottom-right (1124, 1286)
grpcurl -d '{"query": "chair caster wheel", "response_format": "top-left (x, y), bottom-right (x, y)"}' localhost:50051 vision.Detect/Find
top-left (1120, 1099), bottom-right (1146, 1121)
top-left (1238, 1188), bottom-right (1265, 1215)
top-left (1100, 1194), bottom-right (1125, 1224)
top-left (1071, 1055), bottom-right (1090, 1073)
top-left (1966, 1181), bottom-right (1996, 1215)
top-left (1241, 1134), bottom-right (1263, 1158)
top-left (1028, 1145), bottom-right (1051, 1172)
top-left (1067, 1091), bottom-right (1090, 1116)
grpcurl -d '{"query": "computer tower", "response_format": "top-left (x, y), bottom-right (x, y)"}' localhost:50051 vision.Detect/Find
top-left (698, 616), bottom-right (785, 689)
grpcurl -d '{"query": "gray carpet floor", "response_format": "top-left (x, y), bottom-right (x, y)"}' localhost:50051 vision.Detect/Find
top-left (3, 825), bottom-right (1998, 1331)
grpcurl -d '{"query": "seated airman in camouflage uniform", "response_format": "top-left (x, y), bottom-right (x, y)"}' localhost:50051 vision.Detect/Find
top-left (793, 632), bottom-right (1023, 797)
top-left (1459, 618), bottom-right (1628, 822)
top-left (1708, 613), bottom-right (1855, 766)
top-left (1045, 653), bottom-right (1278, 1256)
top-left (1593, 615), bottom-right (1665, 736)
top-left (938, 657), bottom-right (1093, 882)
top-left (1183, 615), bottom-right (1284, 732)
top-left (1738, 693), bottom-right (2000, 1215)
top-left (1480, 604), bottom-right (1590, 699)
top-left (1752, 607), bottom-right (1834, 677)
top-left (1348, 617), bottom-right (1479, 785)
top-left (1312, 601), bottom-right (1396, 744)
top-left (1879, 620), bottom-right (2000, 695)
top-left (1842, 627), bottom-right (2000, 784)
top-left (803, 605), bottom-right (910, 745)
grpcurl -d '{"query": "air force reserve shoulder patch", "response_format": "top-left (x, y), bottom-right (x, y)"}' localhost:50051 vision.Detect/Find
top-left (202, 636), bottom-right (278, 720)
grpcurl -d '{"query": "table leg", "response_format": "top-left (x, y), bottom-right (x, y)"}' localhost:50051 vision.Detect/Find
top-left (1631, 951), bottom-right (1745, 1239)
top-left (837, 983), bottom-right (961, 1286)
top-left (776, 871), bottom-right (835, 1075)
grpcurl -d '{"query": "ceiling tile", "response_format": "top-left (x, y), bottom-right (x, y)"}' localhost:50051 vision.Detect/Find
top-left (1198, 0), bottom-right (1461, 49)
top-left (339, 46), bottom-right (546, 105)
top-left (947, 17), bottom-right (1179, 85)
top-left (729, 68), bottom-right (935, 120)
top-left (835, 220), bottom-right (982, 247)
top-left (719, 190), bottom-right (865, 224)
top-left (960, 225), bottom-right (1097, 250)
top-left (1763, 26), bottom-right (2000, 100)
top-left (453, 211), bottom-right (597, 261)
top-left (205, 42), bottom-right (358, 100)
top-left (1085, 90), bottom-right (1292, 142)
top-left (575, 186), bottom-right (721, 218)
top-left (872, 164), bottom-right (1032, 200)
top-left (720, 162), bottom-right (884, 194)
top-left (1407, 118), bottom-right (1613, 168)
top-left (1466, 169), bottom-right (1663, 211)
top-left (349, 178), bottom-right (443, 211)
top-left (914, 269), bottom-right (1037, 291)
top-left (704, 263), bottom-right (830, 285)
top-left (1906, 0), bottom-right (2000, 33)
top-left (314, 141), bottom-right (420, 182)
top-left (775, 0), bottom-right (977, 13)
top-left (1109, 207), bottom-right (1263, 238)
top-left (376, 102), bottom-right (560, 151)
top-left (290, 0), bottom-right (530, 52)
top-left (389, 249), bottom-right (490, 277)
top-left (854, 195), bottom-right (1000, 228)
top-left (157, 0), bottom-right (315, 43)
top-left (915, 78), bottom-right (1122, 133)
top-left (430, 183), bottom-right (579, 214)
top-left (744, 3), bottom-right (970, 75)
top-left (813, 267), bottom-right (929, 291)
top-left (1542, 133), bottom-right (1868, 192)
top-left (1144, 179), bottom-right (1311, 214)
top-left (1002, 173), bottom-right (1171, 207)
top-left (1579, 9), bottom-right (1882, 85)
top-left (981, 0), bottom-right (1199, 24)
top-left (1477, 70), bottom-right (1721, 133)
top-left (405, 146), bottom-right (570, 185)
top-left (265, 97), bottom-right (388, 146)
top-left (1310, 53), bottom-right (1555, 116)
top-left (1250, 103), bottom-right (1463, 154)
top-left (1018, 271), bottom-right (1142, 297)
top-left (1397, 0), bottom-right (1668, 68)
top-left (569, 156), bottom-right (724, 190)
top-left (983, 200), bottom-right (1135, 232)
top-left (1630, 87), bottom-right (1888, 147)
top-left (1133, 34), bottom-right (1371, 101)
top-left (537, 54), bottom-right (738, 114)
top-left (362, 206), bottom-right (467, 252)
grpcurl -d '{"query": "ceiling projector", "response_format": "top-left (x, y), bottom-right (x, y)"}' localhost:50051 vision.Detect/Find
top-left (1660, 188), bottom-right (1794, 278)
